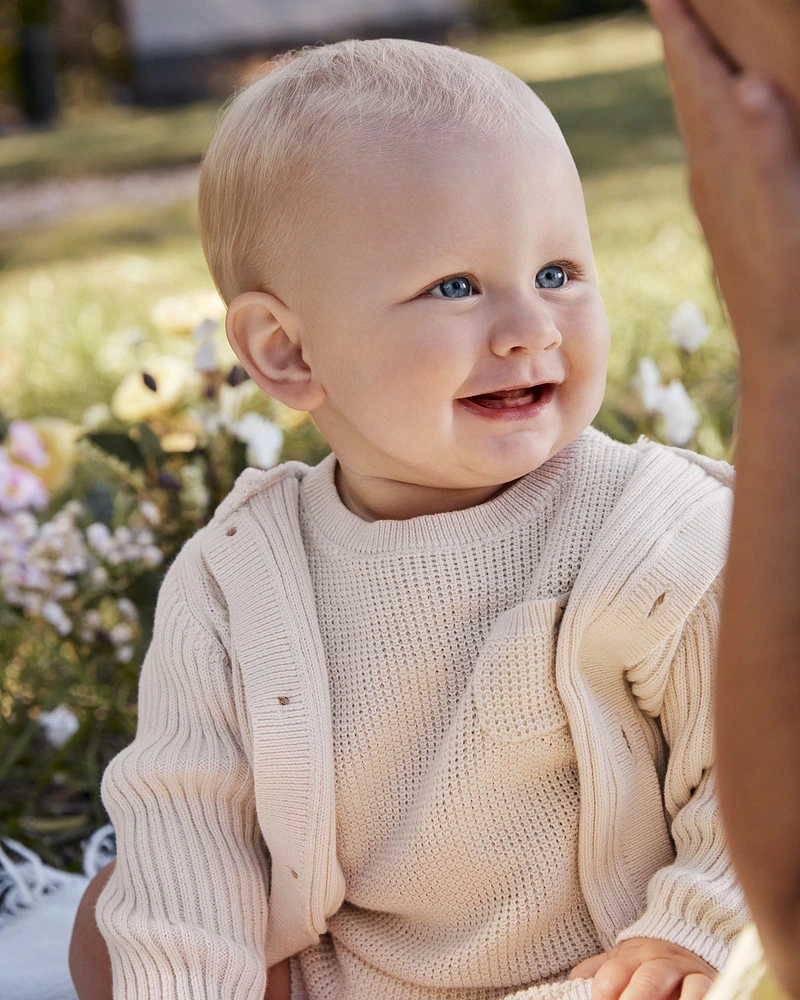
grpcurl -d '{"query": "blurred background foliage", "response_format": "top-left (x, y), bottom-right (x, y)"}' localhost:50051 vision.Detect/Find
top-left (474, 0), bottom-right (641, 27)
top-left (2, 0), bottom-right (128, 126)
top-left (0, 0), bottom-right (738, 871)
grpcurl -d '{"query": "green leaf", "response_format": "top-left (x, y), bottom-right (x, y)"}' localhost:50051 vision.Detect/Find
top-left (85, 431), bottom-right (145, 469)
top-left (82, 482), bottom-right (115, 524)
top-left (130, 422), bottom-right (165, 464)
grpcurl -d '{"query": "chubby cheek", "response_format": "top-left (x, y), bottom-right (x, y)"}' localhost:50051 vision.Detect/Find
top-left (366, 316), bottom-right (464, 410)
top-left (559, 296), bottom-right (610, 418)
top-left (318, 313), bottom-right (461, 428)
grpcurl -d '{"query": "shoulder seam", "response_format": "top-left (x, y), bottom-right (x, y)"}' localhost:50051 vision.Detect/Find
top-left (210, 460), bottom-right (309, 523)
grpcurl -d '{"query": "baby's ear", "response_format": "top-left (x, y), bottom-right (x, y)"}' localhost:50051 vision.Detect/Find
top-left (225, 291), bottom-right (325, 411)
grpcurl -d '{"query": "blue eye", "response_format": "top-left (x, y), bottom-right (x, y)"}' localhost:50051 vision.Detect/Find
top-left (429, 276), bottom-right (477, 299)
top-left (536, 265), bottom-right (568, 289)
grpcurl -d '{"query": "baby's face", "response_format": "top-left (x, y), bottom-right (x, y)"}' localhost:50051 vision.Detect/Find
top-left (289, 125), bottom-right (610, 491)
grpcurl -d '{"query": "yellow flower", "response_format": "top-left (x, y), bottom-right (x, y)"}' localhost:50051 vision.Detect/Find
top-left (17, 418), bottom-right (83, 494)
top-left (150, 291), bottom-right (225, 337)
top-left (159, 431), bottom-right (199, 452)
top-left (111, 356), bottom-right (201, 423)
top-left (149, 409), bottom-right (206, 453)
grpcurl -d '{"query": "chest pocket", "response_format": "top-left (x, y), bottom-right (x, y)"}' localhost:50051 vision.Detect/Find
top-left (473, 594), bottom-right (570, 743)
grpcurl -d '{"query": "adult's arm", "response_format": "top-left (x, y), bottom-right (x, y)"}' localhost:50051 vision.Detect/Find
top-left (681, 0), bottom-right (800, 131)
top-left (644, 1), bottom-right (800, 994)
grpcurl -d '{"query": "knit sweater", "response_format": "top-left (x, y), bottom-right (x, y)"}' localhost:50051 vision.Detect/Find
top-left (95, 427), bottom-right (748, 1000)
top-left (291, 434), bottom-right (623, 999)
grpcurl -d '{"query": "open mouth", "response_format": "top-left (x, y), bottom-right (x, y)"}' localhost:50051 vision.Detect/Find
top-left (466, 384), bottom-right (550, 409)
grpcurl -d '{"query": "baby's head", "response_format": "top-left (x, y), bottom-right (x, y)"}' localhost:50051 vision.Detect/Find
top-left (199, 39), bottom-right (610, 513)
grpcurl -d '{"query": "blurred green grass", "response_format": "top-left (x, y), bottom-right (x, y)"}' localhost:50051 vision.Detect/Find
top-left (0, 13), bottom-right (664, 184)
top-left (0, 102), bottom-right (221, 184)
top-left (0, 12), bottom-right (737, 446)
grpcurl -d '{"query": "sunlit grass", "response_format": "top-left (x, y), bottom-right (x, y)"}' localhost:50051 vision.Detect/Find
top-left (0, 102), bottom-right (221, 183)
top-left (464, 10), bottom-right (663, 83)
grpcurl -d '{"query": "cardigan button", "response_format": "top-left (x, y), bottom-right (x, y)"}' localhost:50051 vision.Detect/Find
top-left (226, 526), bottom-right (237, 536)
top-left (278, 696), bottom-right (289, 705)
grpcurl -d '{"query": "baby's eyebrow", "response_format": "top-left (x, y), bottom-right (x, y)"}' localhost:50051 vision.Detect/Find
top-left (401, 244), bottom-right (484, 276)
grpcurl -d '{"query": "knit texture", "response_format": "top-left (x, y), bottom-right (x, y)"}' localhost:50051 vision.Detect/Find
top-left (292, 431), bottom-right (633, 998)
top-left (95, 427), bottom-right (748, 1000)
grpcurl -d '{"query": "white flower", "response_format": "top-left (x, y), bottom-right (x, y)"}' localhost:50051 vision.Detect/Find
top-left (632, 358), bottom-right (664, 414)
top-left (120, 543), bottom-right (140, 563)
top-left (191, 317), bottom-right (218, 343)
top-left (117, 597), bottom-right (139, 620)
top-left (10, 512), bottom-right (38, 543)
top-left (83, 609), bottom-right (102, 629)
top-left (87, 522), bottom-right (112, 553)
top-left (141, 545), bottom-right (163, 567)
top-left (191, 318), bottom-right (220, 373)
top-left (23, 591), bottom-right (43, 615)
top-left (229, 413), bottom-right (283, 470)
top-left (138, 499), bottom-right (161, 526)
top-left (116, 644), bottom-right (135, 663)
top-left (669, 302), bottom-right (711, 353)
top-left (21, 565), bottom-right (48, 589)
top-left (38, 705), bottom-right (79, 748)
top-left (41, 600), bottom-right (73, 635)
top-left (659, 380), bottom-right (700, 446)
top-left (218, 379), bottom-right (261, 424)
top-left (110, 622), bottom-right (134, 644)
top-left (90, 566), bottom-right (109, 587)
top-left (194, 341), bottom-right (218, 373)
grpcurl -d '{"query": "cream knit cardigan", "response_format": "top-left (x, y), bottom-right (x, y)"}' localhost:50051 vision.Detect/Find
top-left (95, 430), bottom-right (747, 1000)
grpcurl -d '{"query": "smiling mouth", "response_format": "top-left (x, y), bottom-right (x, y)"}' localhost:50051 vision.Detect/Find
top-left (466, 384), bottom-right (550, 409)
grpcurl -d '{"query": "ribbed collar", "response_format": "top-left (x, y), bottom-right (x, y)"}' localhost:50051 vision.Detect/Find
top-left (299, 428), bottom-right (594, 554)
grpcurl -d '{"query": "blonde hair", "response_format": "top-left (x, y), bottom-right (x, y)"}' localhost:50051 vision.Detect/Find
top-left (198, 38), bottom-right (557, 304)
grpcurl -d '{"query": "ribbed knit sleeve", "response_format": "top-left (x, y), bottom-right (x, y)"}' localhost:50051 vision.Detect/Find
top-left (94, 535), bottom-right (271, 1000)
top-left (615, 572), bottom-right (749, 969)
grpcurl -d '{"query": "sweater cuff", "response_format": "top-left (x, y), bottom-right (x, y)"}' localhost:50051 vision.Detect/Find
top-left (615, 911), bottom-right (733, 972)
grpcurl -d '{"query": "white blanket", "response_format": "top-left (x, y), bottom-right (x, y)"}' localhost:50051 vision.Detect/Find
top-left (0, 827), bottom-right (115, 1000)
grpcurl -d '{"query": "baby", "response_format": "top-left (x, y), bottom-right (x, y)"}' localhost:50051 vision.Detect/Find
top-left (70, 38), bottom-right (747, 1000)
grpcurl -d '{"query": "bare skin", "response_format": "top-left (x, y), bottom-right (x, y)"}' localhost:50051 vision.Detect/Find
top-left (675, 0), bottom-right (800, 131)
top-left (69, 861), bottom-right (290, 1000)
top-left (644, 0), bottom-right (800, 995)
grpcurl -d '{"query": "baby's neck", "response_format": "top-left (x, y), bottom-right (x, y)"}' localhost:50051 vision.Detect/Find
top-left (333, 460), bottom-right (522, 523)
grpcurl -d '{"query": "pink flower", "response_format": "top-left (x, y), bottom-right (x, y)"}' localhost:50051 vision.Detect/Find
top-left (8, 420), bottom-right (48, 468)
top-left (0, 450), bottom-right (49, 513)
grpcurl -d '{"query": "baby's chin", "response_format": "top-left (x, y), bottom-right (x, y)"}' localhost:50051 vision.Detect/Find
top-left (450, 391), bottom-right (589, 461)
top-left (445, 423), bottom-right (585, 485)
